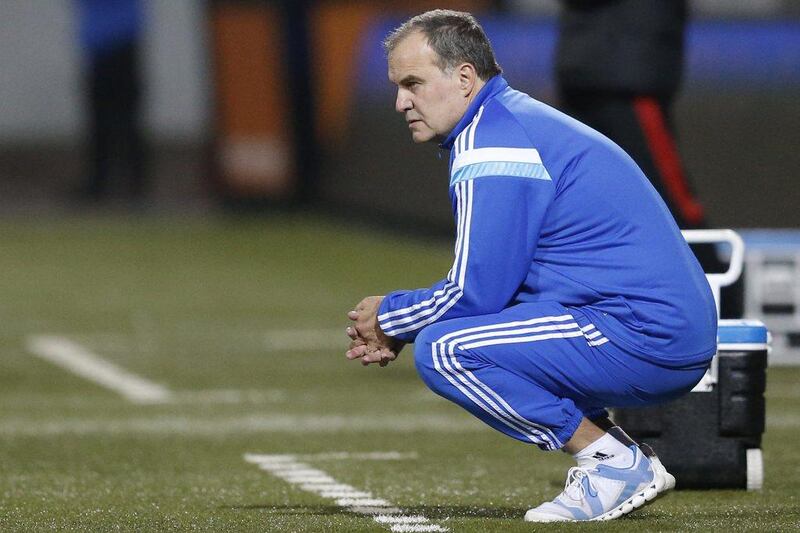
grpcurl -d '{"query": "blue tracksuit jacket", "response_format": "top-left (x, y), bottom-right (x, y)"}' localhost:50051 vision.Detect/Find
top-left (377, 75), bottom-right (716, 367)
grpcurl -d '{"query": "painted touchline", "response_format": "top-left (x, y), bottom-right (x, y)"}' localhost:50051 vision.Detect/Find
top-left (0, 414), bottom-right (483, 436)
top-left (2, 413), bottom-right (796, 437)
top-left (245, 453), bottom-right (447, 532)
top-left (26, 335), bottom-right (172, 404)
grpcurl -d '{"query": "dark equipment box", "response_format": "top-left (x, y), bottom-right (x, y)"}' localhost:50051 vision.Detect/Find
top-left (614, 319), bottom-right (768, 490)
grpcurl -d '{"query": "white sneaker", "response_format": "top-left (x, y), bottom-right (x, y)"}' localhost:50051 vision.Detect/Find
top-left (524, 445), bottom-right (659, 522)
top-left (639, 442), bottom-right (676, 495)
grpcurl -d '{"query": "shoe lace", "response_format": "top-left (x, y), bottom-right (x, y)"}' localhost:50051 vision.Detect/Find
top-left (563, 467), bottom-right (598, 502)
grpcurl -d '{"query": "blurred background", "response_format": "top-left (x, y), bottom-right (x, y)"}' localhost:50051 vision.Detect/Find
top-left (1, 0), bottom-right (799, 359)
top-left (1, 0), bottom-right (798, 219)
top-left (2, 4), bottom-right (800, 528)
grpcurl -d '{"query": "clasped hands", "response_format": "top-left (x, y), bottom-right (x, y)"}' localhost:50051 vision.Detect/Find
top-left (345, 295), bottom-right (405, 366)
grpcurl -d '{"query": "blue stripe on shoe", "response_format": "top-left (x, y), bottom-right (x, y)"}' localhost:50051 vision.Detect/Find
top-left (552, 499), bottom-right (591, 521)
top-left (594, 446), bottom-right (654, 509)
top-left (581, 475), bottom-right (605, 516)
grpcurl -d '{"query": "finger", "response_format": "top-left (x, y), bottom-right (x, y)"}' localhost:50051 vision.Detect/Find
top-left (346, 344), bottom-right (368, 359)
top-left (361, 353), bottom-right (379, 366)
top-left (346, 326), bottom-right (359, 340)
top-left (346, 344), bottom-right (368, 360)
top-left (347, 310), bottom-right (359, 321)
top-left (378, 349), bottom-right (397, 367)
top-left (348, 338), bottom-right (366, 351)
top-left (360, 350), bottom-right (385, 365)
top-left (364, 348), bottom-right (396, 366)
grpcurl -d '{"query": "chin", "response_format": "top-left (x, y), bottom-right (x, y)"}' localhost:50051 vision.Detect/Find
top-left (411, 131), bottom-right (436, 143)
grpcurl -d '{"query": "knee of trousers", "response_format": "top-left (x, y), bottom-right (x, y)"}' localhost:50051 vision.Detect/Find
top-left (413, 323), bottom-right (454, 394)
top-left (413, 323), bottom-right (482, 395)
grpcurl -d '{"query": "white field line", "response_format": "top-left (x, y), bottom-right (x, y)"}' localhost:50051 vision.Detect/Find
top-left (264, 328), bottom-right (345, 351)
top-left (26, 335), bottom-right (172, 404)
top-left (0, 413), bottom-right (483, 436)
top-left (4, 412), bottom-right (795, 437)
top-left (767, 412), bottom-right (800, 429)
top-left (25, 336), bottom-right (287, 406)
top-left (305, 451), bottom-right (419, 461)
top-left (245, 454), bottom-right (447, 532)
top-left (766, 383), bottom-right (800, 400)
top-left (0, 389), bottom-right (286, 409)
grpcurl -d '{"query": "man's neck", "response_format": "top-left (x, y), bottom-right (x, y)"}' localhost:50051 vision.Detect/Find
top-left (466, 78), bottom-right (487, 109)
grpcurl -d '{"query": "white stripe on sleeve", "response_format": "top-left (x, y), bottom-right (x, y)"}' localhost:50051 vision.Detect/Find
top-left (379, 181), bottom-right (474, 335)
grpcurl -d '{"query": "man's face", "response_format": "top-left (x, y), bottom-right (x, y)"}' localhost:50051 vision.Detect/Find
top-left (388, 32), bottom-right (468, 143)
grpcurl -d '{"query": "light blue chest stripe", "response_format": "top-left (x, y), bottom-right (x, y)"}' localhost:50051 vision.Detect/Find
top-left (450, 161), bottom-right (552, 186)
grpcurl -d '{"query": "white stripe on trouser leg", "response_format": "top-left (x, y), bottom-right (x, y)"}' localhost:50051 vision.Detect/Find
top-left (430, 315), bottom-right (598, 449)
top-left (441, 331), bottom-right (571, 448)
top-left (447, 333), bottom-right (600, 444)
top-left (444, 328), bottom-right (583, 448)
top-left (431, 342), bottom-right (549, 447)
top-left (460, 330), bottom-right (585, 350)
top-left (432, 342), bottom-right (549, 447)
top-left (451, 321), bottom-right (581, 345)
top-left (434, 314), bottom-right (576, 342)
top-left (435, 341), bottom-right (552, 446)
top-left (434, 334), bottom-right (559, 448)
top-left (444, 342), bottom-right (565, 448)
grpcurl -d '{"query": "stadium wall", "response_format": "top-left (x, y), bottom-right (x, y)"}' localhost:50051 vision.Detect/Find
top-left (317, 16), bottom-right (800, 230)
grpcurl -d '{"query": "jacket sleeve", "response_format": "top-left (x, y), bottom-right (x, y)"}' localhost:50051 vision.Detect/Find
top-left (377, 172), bottom-right (555, 343)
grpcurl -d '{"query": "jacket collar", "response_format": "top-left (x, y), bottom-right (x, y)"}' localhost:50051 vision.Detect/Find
top-left (440, 75), bottom-right (508, 151)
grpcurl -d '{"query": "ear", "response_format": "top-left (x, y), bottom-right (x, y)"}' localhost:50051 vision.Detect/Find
top-left (457, 63), bottom-right (478, 96)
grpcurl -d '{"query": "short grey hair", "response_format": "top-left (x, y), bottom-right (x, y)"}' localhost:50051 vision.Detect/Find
top-left (383, 9), bottom-right (502, 81)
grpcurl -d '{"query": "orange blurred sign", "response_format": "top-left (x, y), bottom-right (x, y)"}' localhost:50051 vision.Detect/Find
top-left (210, 2), bottom-right (294, 199)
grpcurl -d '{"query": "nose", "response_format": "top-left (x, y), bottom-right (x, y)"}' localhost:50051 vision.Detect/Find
top-left (395, 88), bottom-right (412, 114)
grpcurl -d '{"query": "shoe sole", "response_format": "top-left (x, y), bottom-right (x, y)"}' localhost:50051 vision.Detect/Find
top-left (592, 479), bottom-right (659, 521)
top-left (524, 478), bottom-right (660, 524)
top-left (593, 457), bottom-right (675, 521)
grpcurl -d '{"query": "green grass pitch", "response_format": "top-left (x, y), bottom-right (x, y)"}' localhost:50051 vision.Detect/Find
top-left (0, 214), bottom-right (798, 531)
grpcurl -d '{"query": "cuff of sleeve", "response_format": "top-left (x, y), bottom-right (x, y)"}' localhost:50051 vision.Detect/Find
top-left (377, 294), bottom-right (394, 319)
top-left (377, 291), bottom-right (418, 343)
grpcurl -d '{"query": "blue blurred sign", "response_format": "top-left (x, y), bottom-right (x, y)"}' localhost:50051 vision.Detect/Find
top-left (356, 17), bottom-right (800, 98)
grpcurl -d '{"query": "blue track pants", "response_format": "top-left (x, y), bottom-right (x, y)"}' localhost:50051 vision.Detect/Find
top-left (413, 301), bottom-right (709, 451)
